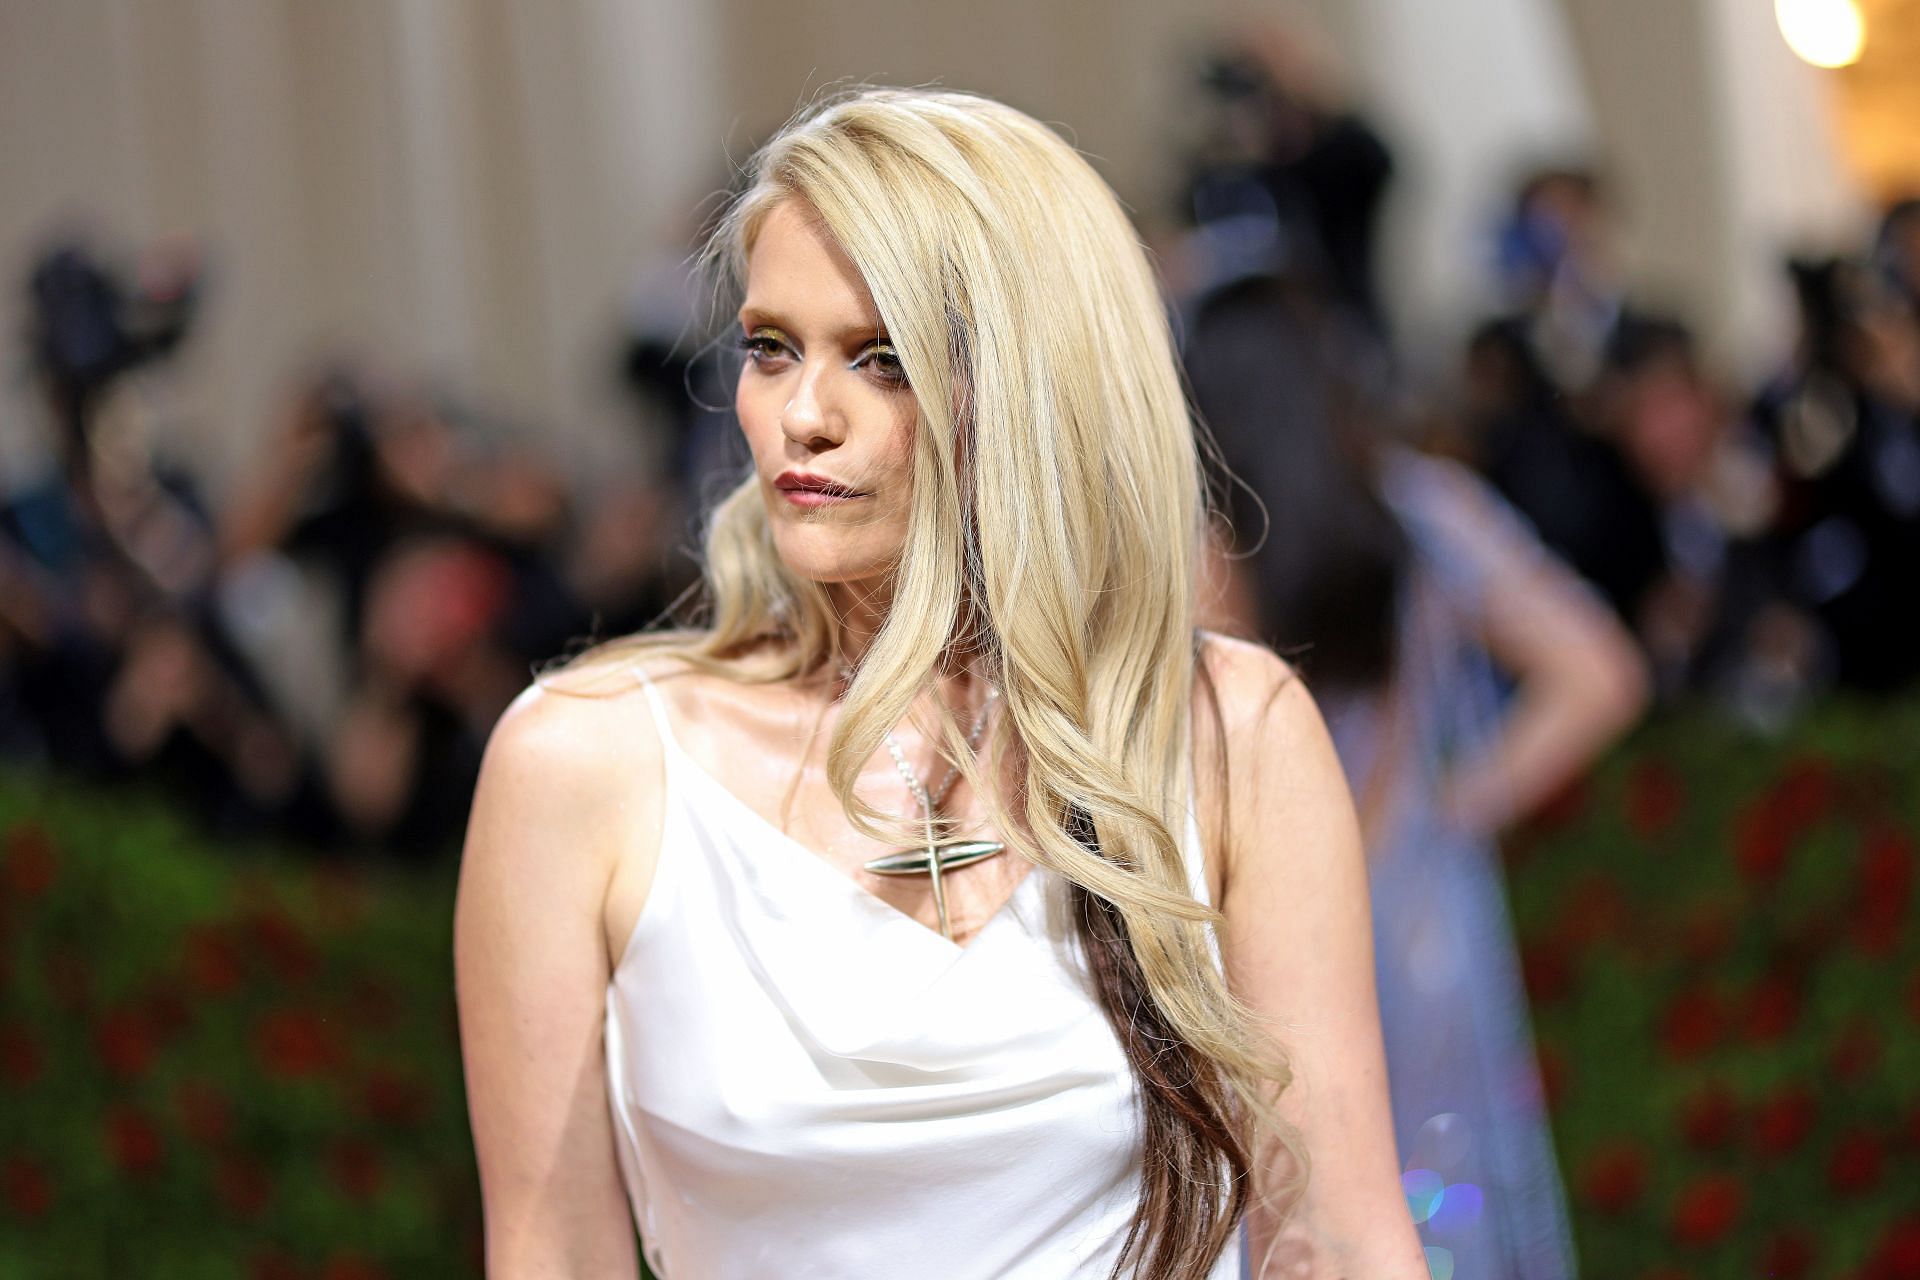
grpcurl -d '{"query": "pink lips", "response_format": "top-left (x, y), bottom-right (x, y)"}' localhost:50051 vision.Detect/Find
top-left (773, 470), bottom-right (867, 507)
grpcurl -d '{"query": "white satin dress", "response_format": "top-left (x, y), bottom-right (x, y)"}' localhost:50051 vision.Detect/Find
top-left (604, 669), bottom-right (1243, 1278)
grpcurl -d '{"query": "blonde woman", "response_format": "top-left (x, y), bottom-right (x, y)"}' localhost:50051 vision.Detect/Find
top-left (454, 88), bottom-right (1423, 1280)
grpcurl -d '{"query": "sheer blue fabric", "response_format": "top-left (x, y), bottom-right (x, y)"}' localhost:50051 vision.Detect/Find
top-left (1321, 448), bottom-right (1579, 1280)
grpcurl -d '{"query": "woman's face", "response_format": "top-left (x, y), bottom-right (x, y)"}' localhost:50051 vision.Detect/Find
top-left (735, 199), bottom-right (918, 595)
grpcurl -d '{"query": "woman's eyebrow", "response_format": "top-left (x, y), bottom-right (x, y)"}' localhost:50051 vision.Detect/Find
top-left (736, 305), bottom-right (784, 330)
top-left (736, 305), bottom-right (886, 344)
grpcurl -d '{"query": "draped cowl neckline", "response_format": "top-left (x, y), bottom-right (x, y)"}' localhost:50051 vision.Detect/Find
top-left (602, 666), bottom-right (1243, 1279)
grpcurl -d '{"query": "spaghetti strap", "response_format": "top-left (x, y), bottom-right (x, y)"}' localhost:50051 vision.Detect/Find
top-left (628, 664), bottom-right (685, 759)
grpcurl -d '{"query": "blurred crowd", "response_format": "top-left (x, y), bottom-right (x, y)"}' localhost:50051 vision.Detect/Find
top-left (0, 237), bottom-right (707, 860)
top-left (1175, 36), bottom-right (1920, 733)
top-left (1170, 34), bottom-right (1919, 1274)
top-left (1461, 187), bottom-right (1920, 717)
top-left (3, 34), bottom-right (1917, 869)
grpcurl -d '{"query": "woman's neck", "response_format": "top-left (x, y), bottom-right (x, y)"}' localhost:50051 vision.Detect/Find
top-left (824, 578), bottom-right (991, 674)
top-left (826, 579), bottom-right (889, 671)
top-left (820, 583), bottom-right (996, 725)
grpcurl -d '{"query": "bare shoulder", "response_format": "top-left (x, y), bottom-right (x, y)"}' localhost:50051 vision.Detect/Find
top-left (1192, 631), bottom-right (1355, 890)
top-left (461, 651), bottom-right (683, 893)
top-left (1193, 630), bottom-right (1321, 751)
top-left (482, 657), bottom-right (661, 805)
top-left (1196, 629), bottom-right (1293, 698)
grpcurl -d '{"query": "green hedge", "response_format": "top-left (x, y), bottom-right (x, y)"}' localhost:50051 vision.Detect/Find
top-left (0, 777), bottom-right (477, 1280)
top-left (1, 696), bottom-right (1916, 1277)
top-left (1506, 699), bottom-right (1920, 1278)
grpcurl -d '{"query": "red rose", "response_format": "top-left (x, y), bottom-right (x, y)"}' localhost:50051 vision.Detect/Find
top-left (1743, 976), bottom-right (1801, 1044)
top-left (1828, 1128), bottom-right (1886, 1196)
top-left (346, 973), bottom-right (402, 1033)
top-left (1679, 904), bottom-right (1734, 965)
top-left (1680, 1083), bottom-right (1739, 1151)
top-left (1830, 1021), bottom-right (1883, 1083)
top-left (319, 1254), bottom-right (388, 1280)
top-left (1752, 1085), bottom-right (1816, 1157)
top-left (1854, 901), bottom-right (1907, 955)
top-left (1779, 911), bottom-right (1842, 963)
top-left (105, 1105), bottom-right (163, 1178)
top-left (1660, 987), bottom-right (1724, 1061)
top-left (185, 924), bottom-right (244, 996)
top-left (1865, 1219), bottom-right (1920, 1279)
top-left (1531, 772), bottom-right (1591, 833)
top-left (139, 981), bottom-right (193, 1043)
top-left (215, 1154), bottom-right (272, 1218)
top-left (1, 823), bottom-right (58, 899)
top-left (173, 1078), bottom-right (231, 1147)
top-left (1861, 825), bottom-right (1916, 898)
top-left (0, 1023), bottom-right (44, 1088)
top-left (1626, 758), bottom-right (1685, 839)
top-left (1774, 755), bottom-right (1836, 830)
top-left (1578, 1140), bottom-right (1648, 1214)
top-left (359, 1066), bottom-right (431, 1129)
top-left (1534, 1044), bottom-right (1571, 1114)
top-left (1734, 801), bottom-right (1792, 884)
top-left (254, 1008), bottom-right (342, 1079)
top-left (327, 1138), bottom-right (384, 1201)
top-left (43, 947), bottom-right (92, 1012)
top-left (243, 906), bottom-right (317, 986)
top-left (95, 1007), bottom-right (157, 1080)
top-left (1670, 1173), bottom-right (1744, 1247)
top-left (1561, 873), bottom-right (1627, 947)
top-left (1, 1156), bottom-right (52, 1218)
top-left (1521, 940), bottom-right (1574, 1005)
top-left (1855, 826), bottom-right (1914, 957)
top-left (247, 1249), bottom-right (306, 1280)
top-left (314, 863), bottom-right (369, 931)
top-left (1757, 1229), bottom-right (1815, 1279)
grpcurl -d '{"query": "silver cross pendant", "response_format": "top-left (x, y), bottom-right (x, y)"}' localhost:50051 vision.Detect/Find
top-left (863, 840), bottom-right (1007, 940)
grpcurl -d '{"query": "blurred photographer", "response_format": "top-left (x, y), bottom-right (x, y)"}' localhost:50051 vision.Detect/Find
top-left (1, 230), bottom-right (306, 834)
top-left (1751, 255), bottom-right (1920, 692)
top-left (218, 363), bottom-right (584, 858)
top-left (1180, 19), bottom-right (1396, 338)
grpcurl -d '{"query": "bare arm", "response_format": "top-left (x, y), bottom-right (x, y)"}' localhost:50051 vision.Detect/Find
top-left (1438, 490), bottom-right (1650, 835)
top-left (1203, 637), bottom-right (1426, 1279)
top-left (453, 674), bottom-right (661, 1278)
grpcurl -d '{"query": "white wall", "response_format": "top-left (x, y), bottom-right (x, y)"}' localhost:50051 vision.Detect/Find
top-left (1556, 0), bottom-right (1866, 372)
top-left (1702, 0), bottom-right (1868, 376)
top-left (0, 0), bottom-right (724, 489)
top-left (1344, 0), bottom-right (1597, 353)
top-left (0, 0), bottom-right (1869, 482)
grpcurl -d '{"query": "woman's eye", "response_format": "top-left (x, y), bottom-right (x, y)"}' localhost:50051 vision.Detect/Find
top-left (737, 332), bottom-right (791, 367)
top-left (857, 344), bottom-right (908, 387)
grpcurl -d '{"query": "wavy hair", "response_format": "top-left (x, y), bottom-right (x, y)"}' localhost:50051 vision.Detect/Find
top-left (552, 86), bottom-right (1301, 1277)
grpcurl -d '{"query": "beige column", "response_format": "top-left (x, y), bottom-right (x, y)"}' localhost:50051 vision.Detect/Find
top-left (1557, 0), bottom-right (1864, 370)
top-left (1701, 0), bottom-right (1866, 374)
top-left (1345, 0), bottom-right (1597, 348)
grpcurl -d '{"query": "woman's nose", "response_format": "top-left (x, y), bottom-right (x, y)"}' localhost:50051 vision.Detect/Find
top-left (780, 365), bottom-right (844, 450)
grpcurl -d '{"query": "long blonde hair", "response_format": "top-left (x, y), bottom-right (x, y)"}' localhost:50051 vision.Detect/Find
top-left (554, 86), bottom-right (1299, 1277)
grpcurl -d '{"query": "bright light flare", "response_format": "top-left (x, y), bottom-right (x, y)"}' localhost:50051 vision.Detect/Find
top-left (1775, 0), bottom-right (1867, 68)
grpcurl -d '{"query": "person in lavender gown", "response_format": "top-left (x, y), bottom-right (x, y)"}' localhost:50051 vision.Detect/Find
top-left (1188, 276), bottom-right (1648, 1280)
